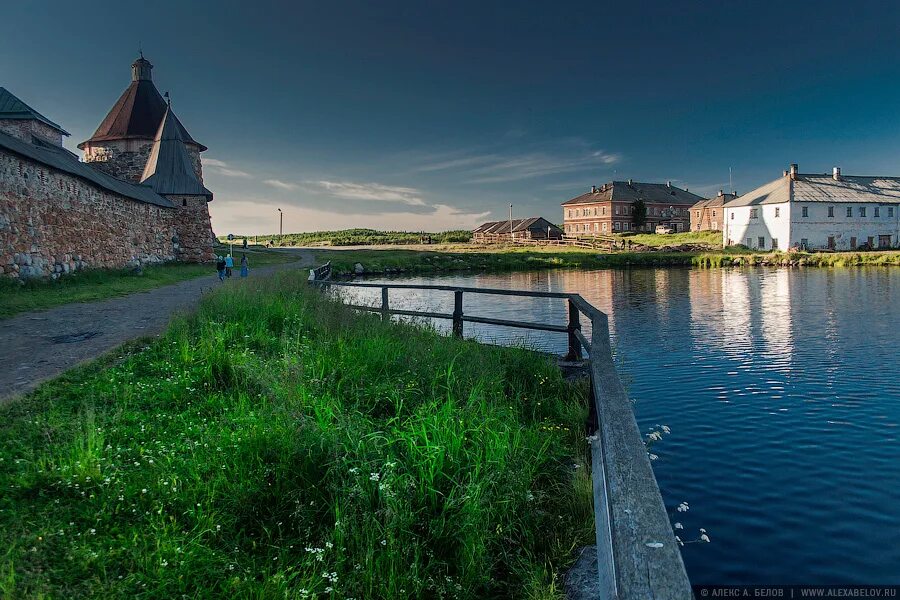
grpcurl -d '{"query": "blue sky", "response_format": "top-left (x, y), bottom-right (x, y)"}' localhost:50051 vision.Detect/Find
top-left (3, 0), bottom-right (900, 234)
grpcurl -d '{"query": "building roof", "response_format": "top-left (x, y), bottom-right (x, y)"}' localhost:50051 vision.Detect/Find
top-left (78, 56), bottom-right (205, 151)
top-left (140, 105), bottom-right (212, 198)
top-left (474, 217), bottom-right (561, 234)
top-left (0, 87), bottom-right (70, 136)
top-left (0, 129), bottom-right (174, 208)
top-left (692, 191), bottom-right (738, 210)
top-left (562, 181), bottom-right (704, 206)
top-left (723, 170), bottom-right (900, 208)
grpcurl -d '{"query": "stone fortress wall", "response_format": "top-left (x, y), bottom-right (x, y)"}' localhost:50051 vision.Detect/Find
top-left (0, 149), bottom-right (181, 279)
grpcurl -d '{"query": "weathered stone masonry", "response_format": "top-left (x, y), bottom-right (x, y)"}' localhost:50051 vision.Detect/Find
top-left (0, 149), bottom-right (179, 278)
top-left (0, 57), bottom-right (215, 280)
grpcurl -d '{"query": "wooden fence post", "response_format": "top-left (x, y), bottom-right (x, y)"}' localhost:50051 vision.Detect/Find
top-left (381, 287), bottom-right (389, 322)
top-left (452, 290), bottom-right (463, 338)
top-left (565, 298), bottom-right (582, 361)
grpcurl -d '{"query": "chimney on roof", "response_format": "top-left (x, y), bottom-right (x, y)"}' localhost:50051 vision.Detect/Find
top-left (833, 166), bottom-right (841, 181)
top-left (131, 54), bottom-right (153, 82)
top-left (667, 180), bottom-right (672, 188)
top-left (591, 185), bottom-right (596, 193)
top-left (789, 163), bottom-right (799, 180)
top-left (783, 170), bottom-right (788, 177)
top-left (628, 178), bottom-right (633, 186)
top-left (718, 189), bottom-right (724, 197)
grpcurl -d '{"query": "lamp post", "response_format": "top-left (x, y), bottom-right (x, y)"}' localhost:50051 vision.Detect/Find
top-left (277, 208), bottom-right (283, 245)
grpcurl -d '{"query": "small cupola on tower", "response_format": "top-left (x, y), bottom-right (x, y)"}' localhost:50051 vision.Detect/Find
top-left (131, 53), bottom-right (153, 81)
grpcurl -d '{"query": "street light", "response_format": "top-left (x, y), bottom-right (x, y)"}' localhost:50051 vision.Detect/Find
top-left (277, 208), bottom-right (283, 244)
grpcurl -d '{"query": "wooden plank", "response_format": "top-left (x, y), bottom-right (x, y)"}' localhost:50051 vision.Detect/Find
top-left (318, 281), bottom-right (573, 299)
top-left (569, 294), bottom-right (604, 322)
top-left (574, 329), bottom-right (591, 356)
top-left (589, 314), bottom-right (693, 598)
top-left (461, 315), bottom-right (568, 333)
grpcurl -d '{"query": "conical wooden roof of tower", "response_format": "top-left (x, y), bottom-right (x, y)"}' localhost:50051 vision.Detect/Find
top-left (140, 104), bottom-right (212, 198)
top-left (78, 55), bottom-right (205, 151)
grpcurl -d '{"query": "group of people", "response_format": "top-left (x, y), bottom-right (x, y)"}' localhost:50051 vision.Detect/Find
top-left (216, 253), bottom-right (249, 282)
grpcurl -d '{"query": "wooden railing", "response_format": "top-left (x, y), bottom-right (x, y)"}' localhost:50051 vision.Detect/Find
top-left (309, 272), bottom-right (692, 599)
top-left (307, 261), bottom-right (332, 282)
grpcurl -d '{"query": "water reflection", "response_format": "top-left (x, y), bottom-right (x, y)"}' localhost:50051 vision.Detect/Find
top-left (334, 267), bottom-right (900, 584)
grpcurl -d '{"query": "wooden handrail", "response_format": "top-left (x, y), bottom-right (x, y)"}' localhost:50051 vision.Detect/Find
top-left (308, 272), bottom-right (692, 599)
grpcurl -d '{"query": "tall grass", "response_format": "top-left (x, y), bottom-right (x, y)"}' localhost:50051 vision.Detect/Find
top-left (0, 272), bottom-right (592, 599)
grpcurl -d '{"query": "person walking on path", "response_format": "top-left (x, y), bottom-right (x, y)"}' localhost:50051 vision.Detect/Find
top-left (215, 256), bottom-right (226, 281)
top-left (225, 254), bottom-right (234, 278)
top-left (240, 254), bottom-right (249, 278)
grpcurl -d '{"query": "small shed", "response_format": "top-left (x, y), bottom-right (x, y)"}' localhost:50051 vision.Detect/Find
top-left (473, 217), bottom-right (562, 243)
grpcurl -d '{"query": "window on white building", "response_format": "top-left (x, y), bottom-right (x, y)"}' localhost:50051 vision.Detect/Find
top-left (828, 206), bottom-right (834, 217)
top-left (889, 207), bottom-right (895, 217)
top-left (775, 207), bottom-right (780, 217)
top-left (846, 207), bottom-right (852, 217)
top-left (730, 212), bottom-right (734, 220)
top-left (772, 238), bottom-right (778, 249)
top-left (801, 206), bottom-right (808, 217)
top-left (874, 207), bottom-right (880, 217)
top-left (758, 236), bottom-right (765, 248)
top-left (750, 208), bottom-right (758, 218)
top-left (801, 238), bottom-right (808, 249)
top-left (859, 207), bottom-right (867, 217)
top-left (746, 237), bottom-right (752, 247)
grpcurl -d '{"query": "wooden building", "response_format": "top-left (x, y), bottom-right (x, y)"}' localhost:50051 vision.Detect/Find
top-left (690, 190), bottom-right (737, 232)
top-left (473, 217), bottom-right (562, 243)
top-left (561, 180), bottom-right (703, 236)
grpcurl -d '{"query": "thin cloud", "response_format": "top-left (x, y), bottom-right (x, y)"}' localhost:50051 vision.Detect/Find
top-left (210, 197), bottom-right (490, 234)
top-left (412, 144), bottom-right (621, 184)
top-left (264, 179), bottom-right (300, 191)
top-left (310, 180), bottom-right (426, 206)
top-left (203, 158), bottom-right (252, 178)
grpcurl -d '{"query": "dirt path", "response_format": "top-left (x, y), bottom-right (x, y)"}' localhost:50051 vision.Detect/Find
top-left (0, 250), bottom-right (315, 402)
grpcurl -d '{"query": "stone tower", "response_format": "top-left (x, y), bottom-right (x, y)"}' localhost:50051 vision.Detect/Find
top-left (140, 102), bottom-right (215, 262)
top-left (79, 55), bottom-right (206, 182)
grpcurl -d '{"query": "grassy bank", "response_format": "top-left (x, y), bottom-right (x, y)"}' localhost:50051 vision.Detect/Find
top-left (222, 229), bottom-right (472, 247)
top-left (0, 272), bottom-right (592, 599)
top-left (315, 246), bottom-right (900, 276)
top-left (0, 246), bottom-right (294, 319)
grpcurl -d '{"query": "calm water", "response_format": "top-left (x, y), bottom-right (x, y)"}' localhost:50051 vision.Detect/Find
top-left (333, 268), bottom-right (900, 584)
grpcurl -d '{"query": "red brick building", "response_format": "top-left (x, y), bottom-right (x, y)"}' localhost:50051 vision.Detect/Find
top-left (562, 180), bottom-right (703, 236)
top-left (690, 190), bottom-right (737, 232)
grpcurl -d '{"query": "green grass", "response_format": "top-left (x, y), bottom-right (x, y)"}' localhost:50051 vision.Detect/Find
top-left (0, 245), bottom-right (294, 320)
top-left (0, 272), bottom-right (592, 599)
top-left (315, 245), bottom-right (900, 276)
top-left (221, 229), bottom-right (473, 247)
top-left (617, 230), bottom-right (723, 248)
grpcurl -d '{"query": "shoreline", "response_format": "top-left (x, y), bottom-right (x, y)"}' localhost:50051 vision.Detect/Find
top-left (311, 246), bottom-right (900, 277)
